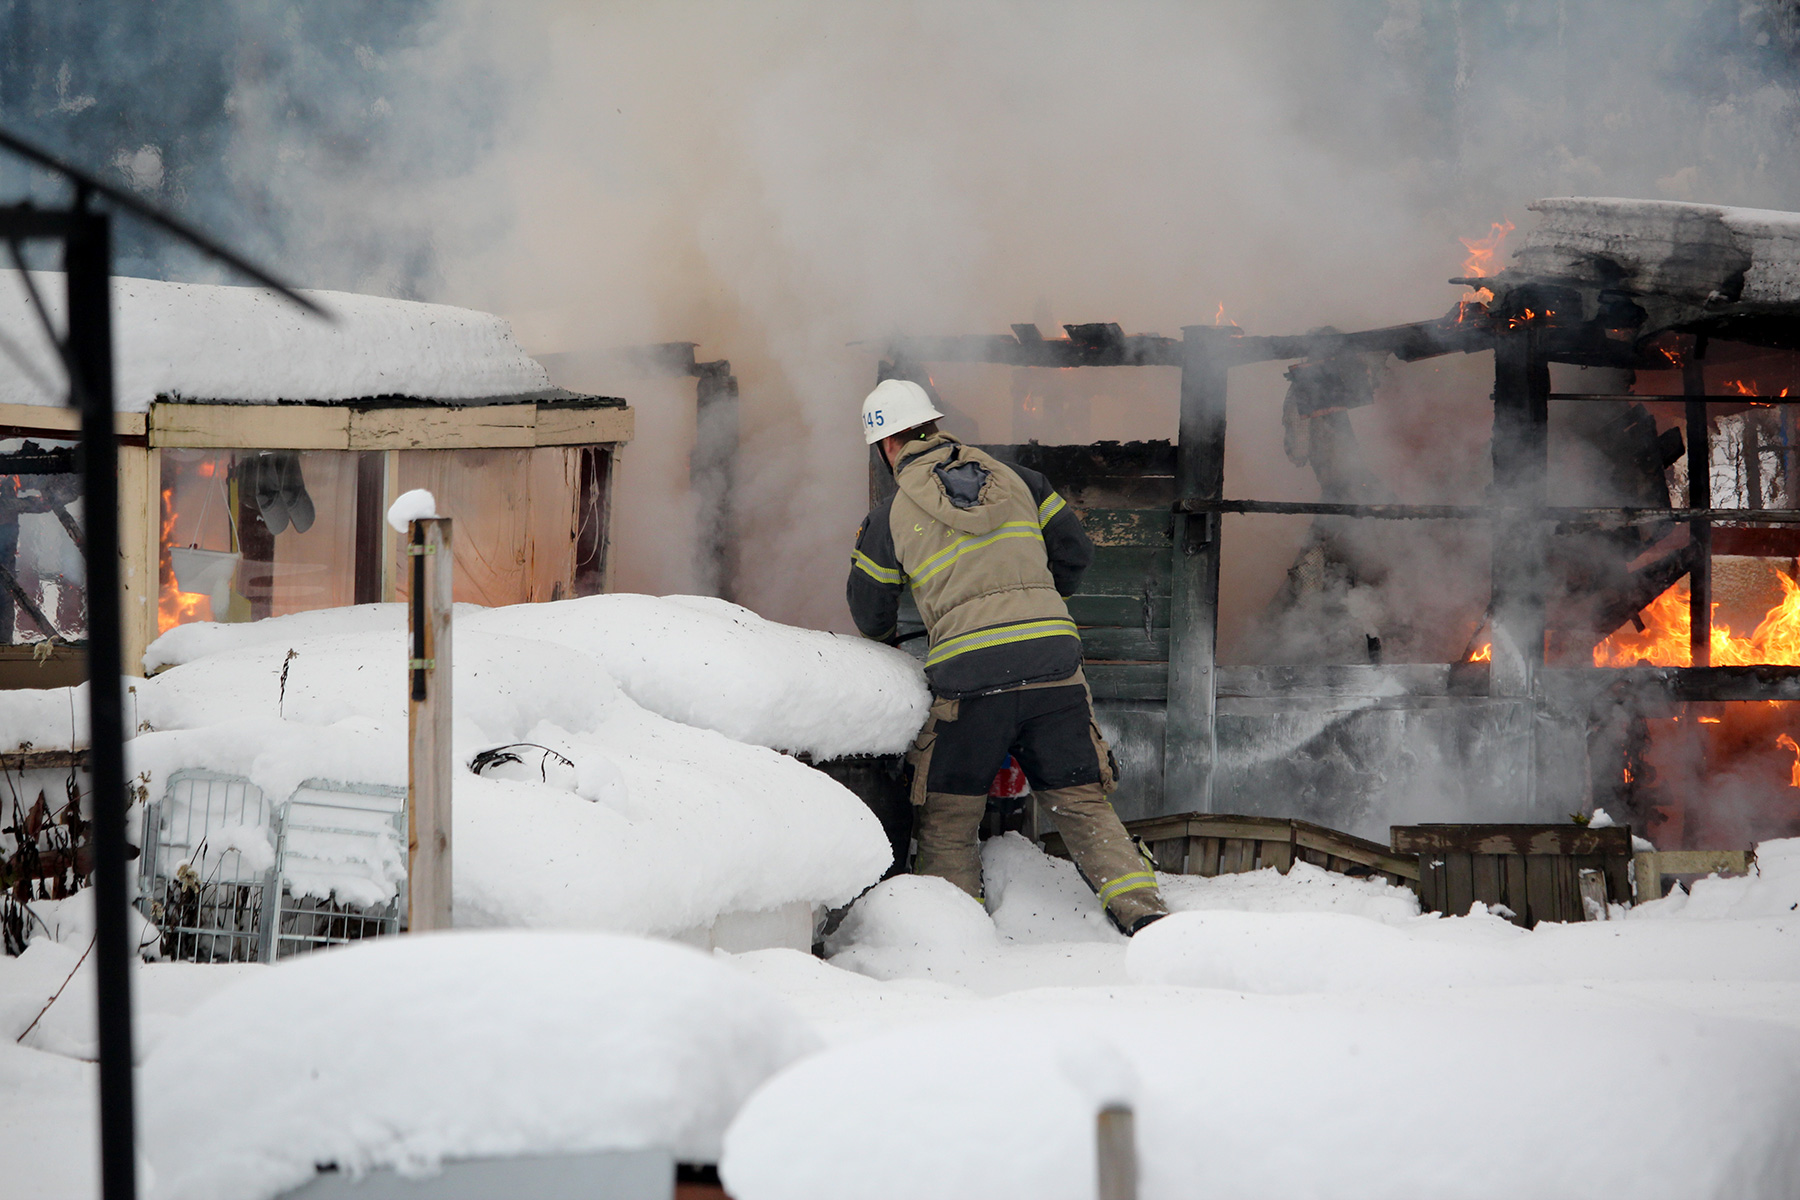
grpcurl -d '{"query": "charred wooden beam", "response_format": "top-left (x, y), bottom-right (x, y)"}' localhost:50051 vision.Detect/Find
top-left (1163, 327), bottom-right (1232, 813)
top-left (1173, 498), bottom-right (1800, 526)
top-left (1684, 337), bottom-right (1712, 668)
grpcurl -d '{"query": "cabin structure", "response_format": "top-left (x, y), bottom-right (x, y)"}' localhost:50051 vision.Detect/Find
top-left (0, 274), bottom-right (632, 688)
top-left (871, 198), bottom-right (1800, 853)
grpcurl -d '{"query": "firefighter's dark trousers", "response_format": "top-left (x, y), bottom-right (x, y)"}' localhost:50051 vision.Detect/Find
top-left (907, 682), bottom-right (1166, 928)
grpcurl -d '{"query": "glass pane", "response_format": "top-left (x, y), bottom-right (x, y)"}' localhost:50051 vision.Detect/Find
top-left (1, 436), bottom-right (84, 644)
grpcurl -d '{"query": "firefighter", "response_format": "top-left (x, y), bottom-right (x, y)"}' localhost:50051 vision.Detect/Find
top-left (847, 378), bottom-right (1168, 935)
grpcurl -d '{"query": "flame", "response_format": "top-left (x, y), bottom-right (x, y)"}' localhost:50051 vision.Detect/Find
top-left (1658, 346), bottom-right (1684, 368)
top-left (1720, 379), bottom-right (1792, 399)
top-left (1779, 733), bottom-right (1800, 788)
top-left (1213, 302), bottom-right (1239, 328)
top-left (156, 480), bottom-right (213, 633)
top-left (1459, 220), bottom-right (1515, 290)
top-left (1454, 220), bottom-right (1513, 323)
top-left (1593, 570), bottom-right (1800, 668)
top-left (1468, 642), bottom-right (1493, 663)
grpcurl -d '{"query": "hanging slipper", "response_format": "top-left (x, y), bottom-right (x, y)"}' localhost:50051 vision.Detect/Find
top-left (250, 452), bottom-right (290, 535)
top-left (278, 452), bottom-right (316, 533)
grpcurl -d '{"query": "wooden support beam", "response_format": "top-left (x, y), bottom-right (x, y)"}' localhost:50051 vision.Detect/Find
top-left (1684, 338), bottom-right (1712, 668)
top-left (1163, 327), bottom-right (1231, 814)
top-left (1097, 1105), bottom-right (1137, 1200)
top-left (407, 517), bottom-right (453, 932)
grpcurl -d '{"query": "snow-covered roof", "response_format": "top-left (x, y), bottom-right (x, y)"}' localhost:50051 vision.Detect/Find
top-left (1505, 197), bottom-right (1800, 308)
top-left (0, 271), bottom-right (553, 412)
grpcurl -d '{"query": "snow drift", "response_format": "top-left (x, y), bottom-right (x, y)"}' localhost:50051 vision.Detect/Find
top-left (35, 597), bottom-right (912, 938)
top-left (142, 931), bottom-right (819, 1200)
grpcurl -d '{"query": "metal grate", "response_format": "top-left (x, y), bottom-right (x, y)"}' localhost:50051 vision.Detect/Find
top-left (138, 770), bottom-right (278, 963)
top-left (137, 772), bottom-right (407, 963)
top-left (272, 783), bottom-right (407, 958)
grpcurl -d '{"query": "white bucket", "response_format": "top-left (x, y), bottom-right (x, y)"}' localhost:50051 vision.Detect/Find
top-left (170, 546), bottom-right (241, 618)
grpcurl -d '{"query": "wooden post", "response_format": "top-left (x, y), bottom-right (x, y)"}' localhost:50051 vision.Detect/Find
top-left (1097, 1104), bottom-right (1137, 1200)
top-left (1164, 326), bottom-right (1231, 814)
top-left (407, 517), bottom-right (453, 931)
top-left (1489, 328), bottom-right (1550, 814)
top-left (1683, 337), bottom-right (1711, 667)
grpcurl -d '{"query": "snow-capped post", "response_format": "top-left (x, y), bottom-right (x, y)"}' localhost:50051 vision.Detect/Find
top-left (1097, 1103), bottom-right (1137, 1200)
top-left (392, 489), bottom-right (452, 932)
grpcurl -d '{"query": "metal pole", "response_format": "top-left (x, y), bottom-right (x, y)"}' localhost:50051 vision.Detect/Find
top-left (67, 204), bottom-right (137, 1199)
top-left (407, 517), bottom-right (453, 931)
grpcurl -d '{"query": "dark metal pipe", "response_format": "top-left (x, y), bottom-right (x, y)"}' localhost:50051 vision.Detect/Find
top-left (1685, 338), bottom-right (1712, 668)
top-left (67, 205), bottom-right (137, 1200)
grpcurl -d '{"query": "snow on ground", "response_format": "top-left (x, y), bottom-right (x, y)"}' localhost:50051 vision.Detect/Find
top-left (0, 271), bottom-right (551, 410)
top-left (5, 836), bottom-right (1800, 1197)
top-left (138, 932), bottom-right (819, 1200)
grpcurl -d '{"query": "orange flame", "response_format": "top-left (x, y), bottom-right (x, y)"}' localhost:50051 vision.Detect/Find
top-left (157, 480), bottom-right (213, 634)
top-left (1778, 733), bottom-right (1800, 788)
top-left (1468, 642), bottom-right (1493, 663)
top-left (1213, 302), bottom-right (1239, 329)
top-left (1593, 571), bottom-right (1800, 668)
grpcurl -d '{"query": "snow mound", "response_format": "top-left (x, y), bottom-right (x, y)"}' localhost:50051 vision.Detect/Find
top-left (1127, 910), bottom-right (1506, 993)
top-left (142, 932), bottom-right (818, 1200)
top-left (1633, 837), bottom-right (1800, 919)
top-left (385, 487), bottom-right (440, 530)
top-left (1160, 858), bottom-right (1422, 923)
top-left (981, 832), bottom-right (1121, 944)
top-left (0, 272), bottom-right (551, 411)
top-left (128, 605), bottom-right (893, 937)
top-left (461, 594), bottom-right (930, 759)
top-left (722, 1019), bottom-right (1131, 1200)
top-left (0, 680), bottom-right (88, 752)
top-left (721, 992), bottom-right (1800, 1200)
top-left (824, 875), bottom-right (998, 963)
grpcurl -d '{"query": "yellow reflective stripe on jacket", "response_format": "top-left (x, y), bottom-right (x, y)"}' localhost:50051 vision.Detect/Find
top-left (851, 550), bottom-right (903, 585)
top-left (912, 521), bottom-right (1044, 584)
top-left (924, 617), bottom-right (1078, 667)
top-left (1098, 870), bottom-right (1158, 905)
top-left (1036, 492), bottom-right (1066, 526)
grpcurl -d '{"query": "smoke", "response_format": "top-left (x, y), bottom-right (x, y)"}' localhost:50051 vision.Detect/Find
top-left (8, 0), bottom-right (1800, 637)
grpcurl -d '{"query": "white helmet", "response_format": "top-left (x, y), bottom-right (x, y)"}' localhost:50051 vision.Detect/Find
top-left (860, 378), bottom-right (944, 445)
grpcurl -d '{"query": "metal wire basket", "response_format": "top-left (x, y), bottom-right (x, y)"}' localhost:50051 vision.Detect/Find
top-left (137, 770), bottom-right (408, 963)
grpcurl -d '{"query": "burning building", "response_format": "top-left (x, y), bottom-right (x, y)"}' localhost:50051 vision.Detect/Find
top-left (0, 274), bottom-right (632, 688)
top-left (874, 197), bottom-right (1800, 855)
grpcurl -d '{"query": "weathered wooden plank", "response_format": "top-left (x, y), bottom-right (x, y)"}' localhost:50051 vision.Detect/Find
top-left (1077, 547), bottom-right (1173, 596)
top-left (1260, 839), bottom-right (1294, 873)
top-left (1390, 824), bottom-right (1632, 858)
top-left (1066, 594), bottom-right (1172, 628)
top-left (1085, 662), bottom-right (1168, 701)
top-left (534, 404), bottom-right (634, 446)
top-left (1501, 854), bottom-right (1530, 923)
top-left (1577, 868), bottom-right (1610, 920)
top-left (1471, 854), bottom-right (1501, 910)
top-left (350, 404), bottom-right (535, 450)
top-left (1293, 823), bottom-right (1419, 880)
top-left (1524, 854), bottom-right (1558, 926)
top-left (1652, 849), bottom-right (1753, 877)
top-left (0, 749), bottom-right (89, 770)
top-left (1219, 837), bottom-right (1254, 874)
top-left (1080, 508), bottom-right (1173, 548)
top-left (1631, 850), bottom-right (1662, 902)
top-left (1079, 627), bottom-right (1169, 663)
top-left (1192, 836), bottom-right (1220, 877)
top-left (151, 402), bottom-right (350, 449)
top-left (1416, 855), bottom-right (1444, 913)
top-left (0, 401), bottom-right (144, 437)
top-left (1150, 837), bottom-right (1188, 874)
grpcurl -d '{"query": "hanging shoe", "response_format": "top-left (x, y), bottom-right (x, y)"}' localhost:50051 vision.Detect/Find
top-left (278, 452), bottom-right (315, 533)
top-left (250, 453), bottom-right (290, 535)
